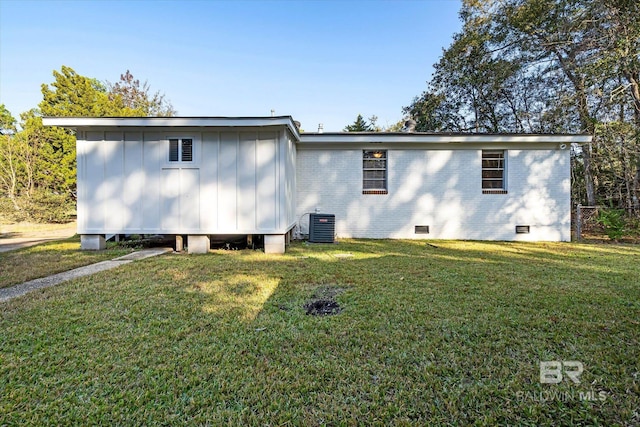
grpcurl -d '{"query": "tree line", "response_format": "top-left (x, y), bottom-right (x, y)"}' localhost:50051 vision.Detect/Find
top-left (401, 0), bottom-right (639, 212)
top-left (0, 66), bottom-right (174, 222)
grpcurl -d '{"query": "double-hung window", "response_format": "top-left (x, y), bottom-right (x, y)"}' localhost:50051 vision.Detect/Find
top-left (169, 138), bottom-right (193, 162)
top-left (482, 150), bottom-right (506, 193)
top-left (363, 150), bottom-right (387, 194)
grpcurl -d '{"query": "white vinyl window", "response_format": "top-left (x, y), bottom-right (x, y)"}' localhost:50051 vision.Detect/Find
top-left (169, 138), bottom-right (193, 162)
top-left (363, 150), bottom-right (388, 194)
top-left (482, 150), bottom-right (506, 193)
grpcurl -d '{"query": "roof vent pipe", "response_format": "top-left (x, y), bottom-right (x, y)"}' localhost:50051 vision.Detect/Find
top-left (318, 123), bottom-right (323, 133)
top-left (401, 119), bottom-right (417, 133)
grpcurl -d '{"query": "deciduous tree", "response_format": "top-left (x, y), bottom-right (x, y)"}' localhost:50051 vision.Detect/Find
top-left (405, 0), bottom-right (640, 209)
top-left (108, 70), bottom-right (176, 117)
top-left (0, 105), bottom-right (20, 210)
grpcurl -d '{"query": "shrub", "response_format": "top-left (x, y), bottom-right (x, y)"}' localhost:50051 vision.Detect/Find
top-left (0, 197), bottom-right (29, 223)
top-left (22, 191), bottom-right (75, 223)
top-left (597, 208), bottom-right (626, 240)
top-left (627, 215), bottom-right (640, 237)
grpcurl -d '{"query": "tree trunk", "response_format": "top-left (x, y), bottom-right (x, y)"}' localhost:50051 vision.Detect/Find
top-left (626, 72), bottom-right (640, 211)
top-left (0, 137), bottom-right (20, 211)
top-left (554, 50), bottom-right (597, 205)
top-left (582, 145), bottom-right (597, 205)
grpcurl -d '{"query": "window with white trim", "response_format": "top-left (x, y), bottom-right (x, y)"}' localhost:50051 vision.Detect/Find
top-left (363, 150), bottom-right (387, 194)
top-left (169, 138), bottom-right (193, 162)
top-left (482, 150), bottom-right (506, 193)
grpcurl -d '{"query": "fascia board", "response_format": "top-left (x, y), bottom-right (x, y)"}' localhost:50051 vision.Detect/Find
top-left (43, 116), bottom-right (301, 141)
top-left (298, 133), bottom-right (592, 144)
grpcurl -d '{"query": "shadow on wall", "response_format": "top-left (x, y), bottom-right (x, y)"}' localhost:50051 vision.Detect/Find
top-left (296, 148), bottom-right (569, 241)
top-left (80, 131), bottom-right (289, 238)
top-left (82, 136), bottom-right (568, 242)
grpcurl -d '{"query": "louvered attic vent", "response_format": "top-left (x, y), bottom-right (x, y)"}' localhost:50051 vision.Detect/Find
top-left (515, 225), bottom-right (530, 234)
top-left (169, 138), bottom-right (193, 162)
top-left (182, 139), bottom-right (193, 161)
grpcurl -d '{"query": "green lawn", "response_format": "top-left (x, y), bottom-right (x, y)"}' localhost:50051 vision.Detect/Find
top-left (0, 237), bottom-right (130, 289)
top-left (1, 240), bottom-right (638, 425)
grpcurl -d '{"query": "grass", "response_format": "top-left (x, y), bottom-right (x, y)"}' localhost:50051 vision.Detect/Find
top-left (0, 221), bottom-right (76, 234)
top-left (0, 239), bottom-right (639, 425)
top-left (0, 237), bottom-right (131, 289)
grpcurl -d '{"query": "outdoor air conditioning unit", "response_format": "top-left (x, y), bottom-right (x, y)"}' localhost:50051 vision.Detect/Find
top-left (309, 214), bottom-right (335, 243)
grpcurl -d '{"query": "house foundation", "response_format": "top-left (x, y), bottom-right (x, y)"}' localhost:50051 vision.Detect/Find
top-left (188, 235), bottom-right (210, 254)
top-left (81, 234), bottom-right (106, 250)
top-left (264, 234), bottom-right (286, 254)
top-left (175, 235), bottom-right (184, 252)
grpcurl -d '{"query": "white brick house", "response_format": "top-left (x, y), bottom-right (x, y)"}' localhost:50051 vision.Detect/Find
top-left (44, 116), bottom-right (591, 253)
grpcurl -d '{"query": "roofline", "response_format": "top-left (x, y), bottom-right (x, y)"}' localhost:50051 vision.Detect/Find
top-left (304, 131), bottom-right (592, 137)
top-left (42, 116), bottom-right (302, 140)
top-left (42, 116), bottom-right (592, 144)
top-left (299, 132), bottom-right (593, 144)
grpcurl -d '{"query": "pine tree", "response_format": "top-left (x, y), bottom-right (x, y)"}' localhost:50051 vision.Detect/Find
top-left (344, 114), bottom-right (373, 132)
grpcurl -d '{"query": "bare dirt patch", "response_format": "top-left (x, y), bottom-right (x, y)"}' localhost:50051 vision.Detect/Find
top-left (304, 285), bottom-right (344, 316)
top-left (0, 222), bottom-right (77, 252)
top-left (0, 221), bottom-right (76, 237)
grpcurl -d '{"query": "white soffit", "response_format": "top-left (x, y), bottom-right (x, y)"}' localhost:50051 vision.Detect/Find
top-left (42, 116), bottom-right (301, 140)
top-left (298, 133), bottom-right (592, 144)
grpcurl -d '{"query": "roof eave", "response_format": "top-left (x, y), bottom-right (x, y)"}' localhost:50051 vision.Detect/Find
top-left (298, 133), bottom-right (593, 144)
top-left (42, 116), bottom-right (302, 141)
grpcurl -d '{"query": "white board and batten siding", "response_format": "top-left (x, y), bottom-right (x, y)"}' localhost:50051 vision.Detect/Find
top-left (76, 127), bottom-right (296, 236)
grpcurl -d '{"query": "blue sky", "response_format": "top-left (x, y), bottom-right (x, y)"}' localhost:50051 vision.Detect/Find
top-left (0, 0), bottom-right (462, 131)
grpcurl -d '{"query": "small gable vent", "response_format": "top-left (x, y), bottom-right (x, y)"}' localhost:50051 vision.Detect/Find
top-left (515, 225), bottom-right (530, 234)
top-left (182, 139), bottom-right (193, 162)
top-left (415, 225), bottom-right (430, 234)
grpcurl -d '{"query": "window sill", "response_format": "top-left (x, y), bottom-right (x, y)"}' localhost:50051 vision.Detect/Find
top-left (482, 190), bottom-right (508, 194)
top-left (363, 190), bottom-right (388, 195)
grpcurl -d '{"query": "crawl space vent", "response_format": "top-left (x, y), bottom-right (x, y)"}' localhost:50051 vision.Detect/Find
top-left (515, 225), bottom-right (531, 234)
top-left (415, 225), bottom-right (430, 234)
top-left (309, 214), bottom-right (335, 243)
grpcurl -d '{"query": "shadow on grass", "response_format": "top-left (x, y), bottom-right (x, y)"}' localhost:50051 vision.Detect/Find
top-left (0, 239), bottom-right (638, 425)
top-left (0, 232), bottom-right (20, 239)
top-left (0, 235), bottom-right (131, 289)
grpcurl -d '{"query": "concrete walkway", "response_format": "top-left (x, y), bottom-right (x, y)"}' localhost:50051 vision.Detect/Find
top-left (0, 248), bottom-right (173, 303)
